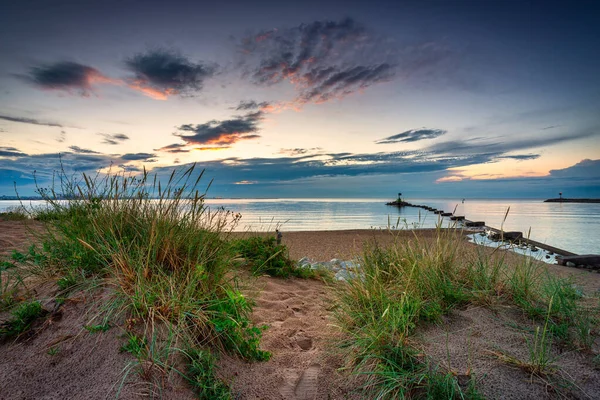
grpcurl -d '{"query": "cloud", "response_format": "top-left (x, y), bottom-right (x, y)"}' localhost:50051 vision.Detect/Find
top-left (278, 148), bottom-right (322, 156)
top-left (240, 18), bottom-right (451, 106)
top-left (68, 146), bottom-right (100, 154)
top-left (125, 49), bottom-right (217, 99)
top-left (0, 114), bottom-right (63, 128)
top-left (23, 61), bottom-right (118, 95)
top-left (376, 128), bottom-right (446, 144)
top-left (99, 133), bottom-right (130, 145)
top-left (157, 143), bottom-right (190, 153)
top-left (549, 159), bottom-right (600, 179)
top-left (174, 111), bottom-right (264, 146)
top-left (56, 130), bottom-right (66, 143)
top-left (0, 147), bottom-right (26, 157)
top-left (234, 100), bottom-right (271, 111)
top-left (425, 127), bottom-right (598, 156)
top-left (120, 153), bottom-right (156, 161)
top-left (499, 154), bottom-right (540, 161)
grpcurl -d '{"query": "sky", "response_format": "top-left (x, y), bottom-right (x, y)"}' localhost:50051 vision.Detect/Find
top-left (0, 0), bottom-right (599, 198)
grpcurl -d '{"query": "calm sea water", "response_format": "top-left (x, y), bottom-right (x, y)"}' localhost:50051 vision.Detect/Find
top-left (1, 198), bottom-right (599, 255)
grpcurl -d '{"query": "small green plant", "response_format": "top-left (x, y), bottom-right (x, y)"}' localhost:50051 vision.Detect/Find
top-left (120, 334), bottom-right (147, 358)
top-left (57, 273), bottom-right (78, 291)
top-left (0, 301), bottom-right (44, 340)
top-left (525, 298), bottom-right (557, 377)
top-left (184, 348), bottom-right (231, 399)
top-left (231, 236), bottom-right (314, 278)
top-left (84, 322), bottom-right (111, 333)
top-left (47, 346), bottom-right (59, 356)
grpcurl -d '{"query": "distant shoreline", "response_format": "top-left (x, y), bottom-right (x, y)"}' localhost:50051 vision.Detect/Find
top-left (544, 198), bottom-right (600, 203)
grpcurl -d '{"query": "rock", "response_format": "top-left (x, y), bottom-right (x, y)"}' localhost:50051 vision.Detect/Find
top-left (330, 258), bottom-right (342, 266)
top-left (530, 246), bottom-right (538, 252)
top-left (545, 255), bottom-right (550, 259)
top-left (566, 261), bottom-right (576, 267)
top-left (335, 270), bottom-right (355, 282)
top-left (489, 231), bottom-right (522, 241)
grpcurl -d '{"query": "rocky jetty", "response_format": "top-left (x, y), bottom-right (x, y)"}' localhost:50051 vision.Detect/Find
top-left (544, 198), bottom-right (600, 203)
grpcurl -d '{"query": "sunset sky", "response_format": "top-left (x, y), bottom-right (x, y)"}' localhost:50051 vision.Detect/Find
top-left (1, 0), bottom-right (599, 198)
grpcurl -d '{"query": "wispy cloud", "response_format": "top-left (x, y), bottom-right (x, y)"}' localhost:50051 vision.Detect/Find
top-left (0, 114), bottom-right (63, 128)
top-left (240, 18), bottom-right (450, 107)
top-left (234, 100), bottom-right (271, 111)
top-left (99, 133), bottom-right (130, 145)
top-left (174, 111), bottom-right (263, 147)
top-left (0, 147), bottom-right (26, 157)
top-left (376, 128), bottom-right (446, 144)
top-left (278, 147), bottom-right (322, 156)
top-left (425, 127), bottom-right (598, 155)
top-left (68, 145), bottom-right (100, 154)
top-left (120, 153), bottom-right (156, 161)
top-left (125, 49), bottom-right (217, 100)
top-left (22, 61), bottom-right (119, 96)
top-left (499, 154), bottom-right (540, 161)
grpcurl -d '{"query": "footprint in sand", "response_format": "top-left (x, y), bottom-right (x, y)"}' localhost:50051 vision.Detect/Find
top-left (294, 364), bottom-right (321, 400)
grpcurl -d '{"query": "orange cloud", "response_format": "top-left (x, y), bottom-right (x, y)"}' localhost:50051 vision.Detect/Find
top-left (127, 80), bottom-right (177, 100)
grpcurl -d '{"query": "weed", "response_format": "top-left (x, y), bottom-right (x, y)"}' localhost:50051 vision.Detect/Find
top-left (47, 346), bottom-right (59, 356)
top-left (184, 348), bottom-right (231, 399)
top-left (57, 273), bottom-right (78, 291)
top-left (120, 333), bottom-right (147, 358)
top-left (84, 322), bottom-right (111, 333)
top-left (230, 236), bottom-right (307, 278)
top-left (0, 301), bottom-right (44, 340)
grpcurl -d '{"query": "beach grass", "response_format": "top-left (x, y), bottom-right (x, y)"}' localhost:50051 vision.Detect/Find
top-left (5, 165), bottom-right (276, 396)
top-left (334, 226), bottom-right (598, 398)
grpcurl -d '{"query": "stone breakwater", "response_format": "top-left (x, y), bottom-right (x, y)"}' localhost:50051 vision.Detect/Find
top-left (386, 199), bottom-right (600, 270)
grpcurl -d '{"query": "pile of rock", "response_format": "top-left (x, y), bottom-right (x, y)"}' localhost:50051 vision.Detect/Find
top-left (297, 257), bottom-right (362, 281)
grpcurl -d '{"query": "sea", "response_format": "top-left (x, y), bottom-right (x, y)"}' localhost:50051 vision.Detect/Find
top-left (1, 198), bottom-right (598, 255)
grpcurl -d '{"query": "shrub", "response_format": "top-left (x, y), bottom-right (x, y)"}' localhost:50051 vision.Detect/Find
top-left (231, 236), bottom-right (310, 278)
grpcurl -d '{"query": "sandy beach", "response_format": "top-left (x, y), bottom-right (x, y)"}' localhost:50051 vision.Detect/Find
top-left (2, 221), bottom-right (600, 399)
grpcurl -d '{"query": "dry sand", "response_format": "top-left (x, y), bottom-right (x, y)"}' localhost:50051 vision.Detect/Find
top-left (2, 222), bottom-right (600, 399)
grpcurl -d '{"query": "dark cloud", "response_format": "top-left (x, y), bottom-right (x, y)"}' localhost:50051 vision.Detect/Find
top-left (69, 146), bottom-right (100, 154)
top-left (0, 114), bottom-right (63, 128)
top-left (499, 154), bottom-right (540, 161)
top-left (157, 143), bottom-right (190, 153)
top-left (120, 153), bottom-right (156, 161)
top-left (126, 49), bottom-right (217, 99)
top-left (0, 152), bottom-right (114, 183)
top-left (23, 61), bottom-right (117, 95)
top-left (240, 18), bottom-right (450, 106)
top-left (234, 100), bottom-right (271, 111)
top-left (118, 164), bottom-right (142, 172)
top-left (174, 111), bottom-right (263, 146)
top-left (99, 133), bottom-right (130, 145)
top-left (376, 128), bottom-right (446, 144)
top-left (0, 147), bottom-right (26, 157)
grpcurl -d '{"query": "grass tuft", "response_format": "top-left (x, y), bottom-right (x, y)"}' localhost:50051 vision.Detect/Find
top-left (0, 300), bottom-right (45, 340)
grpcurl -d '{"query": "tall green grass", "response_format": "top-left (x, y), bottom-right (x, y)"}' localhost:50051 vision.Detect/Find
top-left (27, 165), bottom-right (269, 394)
top-left (335, 227), bottom-right (597, 398)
